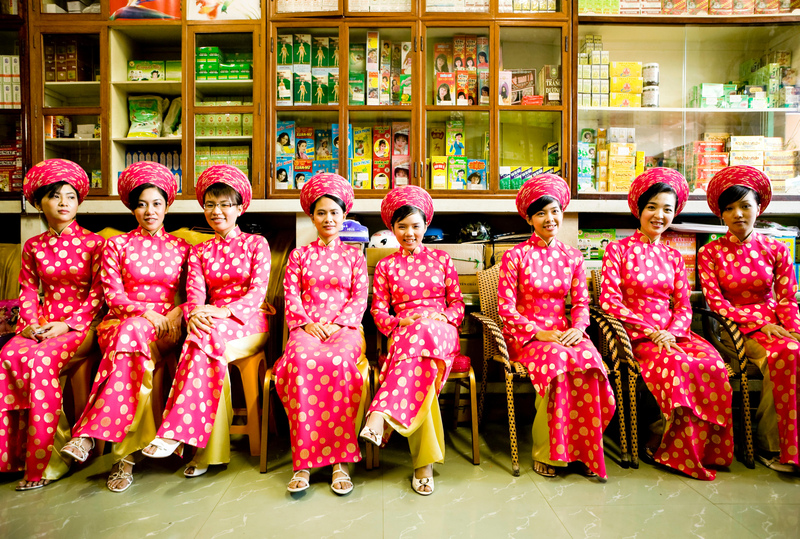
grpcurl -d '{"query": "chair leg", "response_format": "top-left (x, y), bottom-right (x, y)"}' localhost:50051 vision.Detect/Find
top-left (371, 365), bottom-right (380, 469)
top-left (741, 371), bottom-right (755, 469)
top-left (505, 370), bottom-right (520, 476)
top-left (231, 354), bottom-right (264, 457)
top-left (613, 369), bottom-right (630, 469)
top-left (364, 366), bottom-right (373, 471)
top-left (260, 368), bottom-right (272, 473)
top-left (468, 367), bottom-right (480, 465)
top-left (452, 378), bottom-right (461, 429)
top-left (628, 368), bottom-right (639, 469)
top-left (478, 354), bottom-right (489, 425)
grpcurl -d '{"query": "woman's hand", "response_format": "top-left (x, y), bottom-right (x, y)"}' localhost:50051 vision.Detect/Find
top-left (189, 305), bottom-right (231, 319)
top-left (187, 313), bottom-right (213, 338)
top-left (20, 324), bottom-right (42, 341)
top-left (558, 328), bottom-right (583, 347)
top-left (165, 307), bottom-right (184, 343)
top-left (535, 329), bottom-right (563, 343)
top-left (324, 323), bottom-right (342, 336)
top-left (760, 323), bottom-right (798, 342)
top-left (36, 321), bottom-right (70, 340)
top-left (426, 312), bottom-right (448, 322)
top-left (143, 310), bottom-right (170, 339)
top-left (304, 322), bottom-right (332, 341)
top-left (648, 329), bottom-right (685, 355)
top-left (398, 313), bottom-right (422, 327)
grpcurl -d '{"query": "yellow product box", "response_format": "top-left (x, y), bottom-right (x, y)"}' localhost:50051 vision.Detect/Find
top-left (609, 168), bottom-right (636, 183)
top-left (728, 135), bottom-right (764, 151)
top-left (609, 61), bottom-right (643, 78)
top-left (763, 165), bottom-right (796, 180)
top-left (729, 150), bottom-right (764, 166)
top-left (483, 243), bottom-right (518, 269)
top-left (598, 149), bottom-right (609, 165)
top-left (608, 142), bottom-right (636, 157)
top-left (609, 155), bottom-right (636, 170)
top-left (763, 137), bottom-right (783, 150)
top-left (635, 150), bottom-right (646, 175)
top-left (351, 157), bottom-right (372, 189)
top-left (609, 92), bottom-right (641, 107)
top-left (610, 77), bottom-right (644, 93)
top-left (763, 150), bottom-right (797, 165)
top-left (430, 156), bottom-right (448, 189)
top-left (701, 132), bottom-right (731, 143)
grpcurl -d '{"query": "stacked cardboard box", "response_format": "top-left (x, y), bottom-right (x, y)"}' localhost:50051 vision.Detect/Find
top-left (350, 31), bottom-right (411, 107)
top-left (44, 35), bottom-right (94, 83)
top-left (0, 55), bottom-right (20, 109)
top-left (196, 46), bottom-right (253, 81)
top-left (195, 146), bottom-right (249, 179)
top-left (195, 114), bottom-right (253, 137)
top-left (124, 150), bottom-right (181, 192)
top-left (276, 34), bottom-right (339, 106)
top-left (577, 34), bottom-right (609, 108)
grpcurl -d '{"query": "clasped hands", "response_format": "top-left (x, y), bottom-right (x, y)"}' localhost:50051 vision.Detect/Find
top-left (303, 322), bottom-right (342, 341)
top-left (398, 312), bottom-right (448, 327)
top-left (21, 321), bottom-right (70, 341)
top-left (143, 307), bottom-right (184, 341)
top-left (645, 328), bottom-right (685, 354)
top-left (535, 328), bottom-right (583, 347)
top-left (187, 305), bottom-right (231, 338)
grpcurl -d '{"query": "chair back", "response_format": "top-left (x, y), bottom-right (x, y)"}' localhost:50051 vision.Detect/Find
top-left (589, 269), bottom-right (602, 306)
top-left (476, 264), bottom-right (503, 361)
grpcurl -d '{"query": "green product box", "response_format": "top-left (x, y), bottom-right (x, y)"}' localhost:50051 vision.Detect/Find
top-left (577, 229), bottom-right (616, 260)
top-left (312, 36), bottom-right (330, 68)
top-left (328, 69), bottom-right (340, 105)
top-left (399, 74), bottom-right (412, 104)
top-left (447, 156), bottom-right (467, 190)
top-left (242, 114), bottom-right (253, 136)
top-left (165, 60), bottom-right (181, 81)
top-left (294, 71), bottom-right (312, 105)
top-left (312, 69), bottom-right (329, 105)
top-left (277, 67), bottom-right (293, 105)
top-left (127, 60), bottom-right (165, 81)
top-left (349, 43), bottom-right (366, 73)
top-left (293, 34), bottom-right (311, 67)
top-left (277, 35), bottom-right (293, 65)
top-left (196, 46), bottom-right (221, 58)
top-left (349, 73), bottom-right (365, 105)
top-left (328, 37), bottom-right (340, 68)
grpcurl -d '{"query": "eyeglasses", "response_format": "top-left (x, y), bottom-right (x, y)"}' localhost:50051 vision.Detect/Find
top-left (203, 202), bottom-right (237, 211)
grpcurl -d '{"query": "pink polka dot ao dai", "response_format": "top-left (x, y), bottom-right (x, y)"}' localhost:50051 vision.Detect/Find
top-left (699, 231), bottom-right (799, 465)
top-left (73, 227), bottom-right (190, 444)
top-left (369, 246), bottom-right (465, 437)
top-left (157, 227), bottom-right (270, 448)
top-left (601, 230), bottom-right (733, 480)
top-left (275, 237), bottom-right (369, 470)
top-left (0, 221), bottom-right (104, 481)
top-left (498, 235), bottom-right (615, 478)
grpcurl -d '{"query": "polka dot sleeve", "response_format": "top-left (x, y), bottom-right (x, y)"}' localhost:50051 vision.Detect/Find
top-left (498, 244), bottom-right (541, 345)
top-left (331, 251), bottom-right (369, 329)
top-left (63, 234), bottom-right (104, 331)
top-left (568, 251), bottom-right (591, 332)
top-left (16, 237), bottom-right (42, 331)
top-left (183, 246), bottom-right (207, 320)
top-left (440, 252), bottom-right (465, 326)
top-left (101, 237), bottom-right (148, 318)
top-left (665, 249), bottom-right (692, 338)
top-left (284, 247), bottom-right (314, 329)
top-left (772, 241), bottom-right (800, 333)
top-left (224, 236), bottom-right (271, 323)
top-left (600, 240), bottom-right (655, 337)
top-left (371, 257), bottom-right (401, 337)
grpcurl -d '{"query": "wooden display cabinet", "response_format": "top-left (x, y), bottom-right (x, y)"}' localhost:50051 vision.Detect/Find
top-left (270, 0), bottom-right (342, 19)
top-left (421, 0), bottom-right (490, 17)
top-left (188, 25), bottom-right (264, 198)
top-left (346, 0), bottom-right (416, 17)
top-left (0, 7), bottom-right (28, 199)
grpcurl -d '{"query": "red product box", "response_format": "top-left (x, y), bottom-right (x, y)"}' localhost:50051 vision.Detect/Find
top-left (755, 0), bottom-right (779, 12)
top-left (373, 125), bottom-right (391, 159)
top-left (732, 0), bottom-right (754, 13)
top-left (708, 0), bottom-right (733, 14)
top-left (692, 141), bottom-right (725, 154)
top-left (694, 152), bottom-right (729, 167)
top-left (687, 0), bottom-right (709, 13)
top-left (372, 158), bottom-right (391, 189)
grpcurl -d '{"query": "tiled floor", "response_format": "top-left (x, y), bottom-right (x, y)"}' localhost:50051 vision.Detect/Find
top-left (1, 422), bottom-right (799, 539)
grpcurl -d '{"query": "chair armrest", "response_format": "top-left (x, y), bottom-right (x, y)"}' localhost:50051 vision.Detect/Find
top-left (694, 307), bottom-right (747, 374)
top-left (589, 306), bottom-right (638, 373)
top-left (471, 312), bottom-right (511, 368)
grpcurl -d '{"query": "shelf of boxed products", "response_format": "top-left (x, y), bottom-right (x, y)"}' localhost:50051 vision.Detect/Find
top-left (426, 28), bottom-right (491, 108)
top-left (41, 33), bottom-right (101, 108)
top-left (576, 0), bottom-right (800, 18)
top-left (272, 109), bottom-right (341, 193)
top-left (425, 110), bottom-right (490, 191)
top-left (347, 0), bottom-right (415, 14)
top-left (274, 27), bottom-right (343, 108)
top-left (498, 109), bottom-right (564, 191)
top-left (44, 82), bottom-right (101, 108)
top-left (347, 26), bottom-right (414, 107)
top-left (422, 0), bottom-right (490, 14)
top-left (347, 110), bottom-right (414, 191)
top-left (192, 36), bottom-right (255, 107)
top-left (271, 0), bottom-right (341, 17)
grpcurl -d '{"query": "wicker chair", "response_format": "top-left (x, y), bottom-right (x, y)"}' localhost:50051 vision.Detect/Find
top-left (471, 264), bottom-right (638, 476)
top-left (694, 305), bottom-right (756, 468)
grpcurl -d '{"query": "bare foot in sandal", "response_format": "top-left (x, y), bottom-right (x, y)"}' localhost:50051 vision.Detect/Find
top-left (16, 478), bottom-right (51, 491)
top-left (359, 413), bottom-right (385, 446)
top-left (533, 460), bottom-right (556, 477)
top-left (288, 469), bottom-right (310, 492)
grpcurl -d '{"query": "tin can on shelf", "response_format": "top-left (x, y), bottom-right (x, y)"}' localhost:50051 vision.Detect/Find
top-left (643, 86), bottom-right (659, 107)
top-left (643, 63), bottom-right (659, 87)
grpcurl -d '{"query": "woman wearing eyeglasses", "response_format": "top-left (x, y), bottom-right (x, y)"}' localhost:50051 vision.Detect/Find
top-left (142, 165), bottom-right (271, 478)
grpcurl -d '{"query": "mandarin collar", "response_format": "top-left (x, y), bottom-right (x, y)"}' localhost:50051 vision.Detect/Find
top-left (48, 219), bottom-right (79, 238)
top-left (215, 226), bottom-right (242, 242)
top-left (529, 232), bottom-right (555, 249)
top-left (135, 225), bottom-right (166, 238)
top-left (401, 244), bottom-right (425, 258)
top-left (634, 228), bottom-right (661, 245)
top-left (725, 229), bottom-right (755, 245)
top-left (315, 236), bottom-right (342, 249)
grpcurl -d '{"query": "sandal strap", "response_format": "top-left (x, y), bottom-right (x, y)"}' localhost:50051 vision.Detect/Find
top-left (332, 467), bottom-right (352, 484)
top-left (65, 437), bottom-right (95, 459)
top-left (109, 460), bottom-right (134, 482)
top-left (290, 469), bottom-right (310, 486)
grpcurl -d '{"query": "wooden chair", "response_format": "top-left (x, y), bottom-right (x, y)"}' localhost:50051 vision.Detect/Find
top-left (368, 336), bottom-right (481, 468)
top-left (471, 264), bottom-right (636, 476)
top-left (229, 350), bottom-right (267, 457)
top-left (694, 305), bottom-right (756, 468)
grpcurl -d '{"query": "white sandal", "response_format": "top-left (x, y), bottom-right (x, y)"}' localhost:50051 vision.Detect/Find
top-left (107, 458), bottom-right (135, 493)
top-left (331, 465), bottom-right (354, 496)
top-left (184, 461), bottom-right (208, 478)
top-left (412, 474), bottom-right (434, 496)
top-left (287, 469), bottom-right (310, 493)
top-left (143, 438), bottom-right (181, 459)
top-left (61, 437), bottom-right (95, 463)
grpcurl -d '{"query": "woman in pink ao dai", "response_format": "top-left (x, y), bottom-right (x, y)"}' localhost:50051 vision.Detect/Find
top-left (276, 173), bottom-right (369, 495)
top-left (498, 174), bottom-right (615, 479)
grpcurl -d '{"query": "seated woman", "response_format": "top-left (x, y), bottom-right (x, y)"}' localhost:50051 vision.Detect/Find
top-left (359, 186), bottom-right (464, 496)
top-left (498, 174), bottom-right (616, 479)
top-left (600, 168), bottom-right (733, 481)
top-left (143, 165), bottom-right (271, 477)
top-left (275, 173), bottom-right (369, 495)
top-left (0, 159), bottom-right (104, 490)
top-left (699, 165), bottom-right (799, 473)
top-left (61, 162), bottom-right (190, 492)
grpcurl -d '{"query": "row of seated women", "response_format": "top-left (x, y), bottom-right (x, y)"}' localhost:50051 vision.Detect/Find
top-left (0, 159), bottom-right (797, 498)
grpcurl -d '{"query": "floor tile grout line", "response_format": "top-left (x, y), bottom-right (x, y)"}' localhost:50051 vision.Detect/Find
top-left (192, 459), bottom-right (251, 538)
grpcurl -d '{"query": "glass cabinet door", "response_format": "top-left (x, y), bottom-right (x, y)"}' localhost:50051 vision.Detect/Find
top-left (422, 0), bottom-right (489, 15)
top-left (272, 0), bottom-right (341, 17)
top-left (0, 29), bottom-right (23, 194)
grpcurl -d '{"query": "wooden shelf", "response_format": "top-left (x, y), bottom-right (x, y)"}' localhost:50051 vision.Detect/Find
top-left (44, 81), bottom-right (101, 100)
top-left (195, 79), bottom-right (254, 93)
top-left (579, 14), bottom-right (800, 25)
top-left (195, 136), bottom-right (253, 142)
top-left (45, 138), bottom-right (100, 145)
top-left (112, 137), bottom-right (182, 145)
top-left (112, 81), bottom-right (182, 93)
